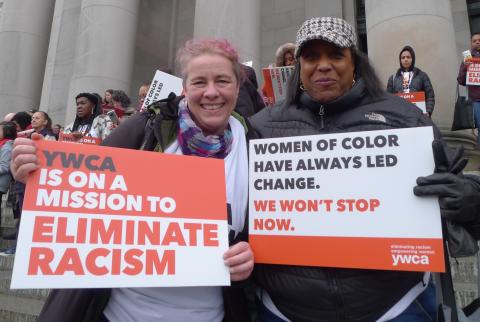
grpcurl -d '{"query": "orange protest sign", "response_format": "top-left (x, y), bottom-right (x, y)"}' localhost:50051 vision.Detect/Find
top-left (12, 140), bottom-right (230, 288)
top-left (249, 127), bottom-right (445, 273)
top-left (395, 91), bottom-right (426, 113)
top-left (58, 132), bottom-right (101, 145)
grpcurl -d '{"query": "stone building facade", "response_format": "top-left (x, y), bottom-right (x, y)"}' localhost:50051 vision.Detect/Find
top-left (0, 0), bottom-right (479, 309)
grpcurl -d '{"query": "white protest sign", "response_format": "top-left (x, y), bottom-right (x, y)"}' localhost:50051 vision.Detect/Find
top-left (249, 127), bottom-right (445, 272)
top-left (141, 70), bottom-right (183, 110)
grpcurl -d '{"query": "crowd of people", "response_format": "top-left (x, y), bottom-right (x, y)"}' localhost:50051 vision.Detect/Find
top-left (1, 16), bottom-right (480, 322)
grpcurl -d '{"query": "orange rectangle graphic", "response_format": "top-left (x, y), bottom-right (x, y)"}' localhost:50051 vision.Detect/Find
top-left (250, 234), bottom-right (445, 272)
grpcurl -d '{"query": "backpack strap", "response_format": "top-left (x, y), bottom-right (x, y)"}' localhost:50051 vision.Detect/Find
top-left (140, 93), bottom-right (184, 152)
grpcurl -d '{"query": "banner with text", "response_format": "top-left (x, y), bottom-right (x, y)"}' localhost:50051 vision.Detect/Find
top-left (262, 66), bottom-right (294, 105)
top-left (395, 92), bottom-right (427, 113)
top-left (58, 132), bottom-right (101, 145)
top-left (249, 127), bottom-right (444, 272)
top-left (11, 141), bottom-right (230, 288)
top-left (141, 70), bottom-right (183, 110)
top-left (467, 63), bottom-right (480, 85)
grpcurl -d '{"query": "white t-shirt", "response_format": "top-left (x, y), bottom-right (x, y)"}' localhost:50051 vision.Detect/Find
top-left (103, 116), bottom-right (248, 322)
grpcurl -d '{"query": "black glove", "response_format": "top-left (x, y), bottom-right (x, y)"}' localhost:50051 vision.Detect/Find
top-left (413, 140), bottom-right (478, 223)
top-left (414, 172), bottom-right (480, 223)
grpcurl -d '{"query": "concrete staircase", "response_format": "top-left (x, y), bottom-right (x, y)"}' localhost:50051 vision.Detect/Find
top-left (0, 195), bottom-right (48, 321)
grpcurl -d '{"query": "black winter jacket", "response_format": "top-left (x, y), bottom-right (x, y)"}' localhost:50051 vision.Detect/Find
top-left (249, 79), bottom-right (437, 322)
top-left (387, 67), bottom-right (435, 115)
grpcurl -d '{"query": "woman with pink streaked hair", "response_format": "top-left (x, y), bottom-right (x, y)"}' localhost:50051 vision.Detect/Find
top-left (13, 38), bottom-right (255, 322)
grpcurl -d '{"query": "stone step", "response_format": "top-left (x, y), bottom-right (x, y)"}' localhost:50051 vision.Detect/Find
top-left (0, 271), bottom-right (49, 301)
top-left (0, 293), bottom-right (43, 321)
top-left (0, 255), bottom-right (15, 271)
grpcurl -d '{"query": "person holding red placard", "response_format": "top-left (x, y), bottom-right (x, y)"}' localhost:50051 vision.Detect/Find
top-left (458, 32), bottom-right (480, 144)
top-left (11, 38), bottom-right (255, 322)
top-left (387, 45), bottom-right (435, 117)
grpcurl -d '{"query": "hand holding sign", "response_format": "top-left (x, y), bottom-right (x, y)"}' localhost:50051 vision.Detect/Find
top-left (223, 241), bottom-right (254, 281)
top-left (414, 140), bottom-right (479, 224)
top-left (11, 135), bottom-right (42, 184)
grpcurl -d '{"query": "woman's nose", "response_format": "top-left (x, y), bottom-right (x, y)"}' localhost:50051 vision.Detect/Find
top-left (203, 82), bottom-right (219, 98)
top-left (315, 57), bottom-right (332, 71)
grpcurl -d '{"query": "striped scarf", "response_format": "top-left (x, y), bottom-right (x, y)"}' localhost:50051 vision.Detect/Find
top-left (177, 99), bottom-right (233, 159)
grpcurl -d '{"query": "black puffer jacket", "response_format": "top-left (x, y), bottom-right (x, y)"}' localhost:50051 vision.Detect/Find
top-left (387, 67), bottom-right (435, 115)
top-left (249, 79), bottom-right (436, 322)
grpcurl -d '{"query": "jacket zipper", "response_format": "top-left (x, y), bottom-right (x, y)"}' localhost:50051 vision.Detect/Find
top-left (319, 105), bottom-right (325, 129)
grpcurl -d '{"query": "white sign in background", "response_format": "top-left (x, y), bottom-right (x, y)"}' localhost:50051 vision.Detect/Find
top-left (141, 70), bottom-right (183, 110)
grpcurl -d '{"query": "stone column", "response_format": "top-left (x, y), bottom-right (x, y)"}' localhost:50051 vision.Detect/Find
top-left (64, 0), bottom-right (140, 125)
top-left (193, 0), bottom-right (260, 75)
top-left (39, 0), bottom-right (82, 125)
top-left (365, 0), bottom-right (479, 170)
top-left (0, 0), bottom-right (55, 113)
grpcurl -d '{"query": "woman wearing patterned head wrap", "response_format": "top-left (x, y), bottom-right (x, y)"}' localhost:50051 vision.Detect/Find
top-left (250, 16), bottom-right (480, 322)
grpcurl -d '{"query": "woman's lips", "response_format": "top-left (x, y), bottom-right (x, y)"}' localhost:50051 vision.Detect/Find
top-left (314, 78), bottom-right (336, 86)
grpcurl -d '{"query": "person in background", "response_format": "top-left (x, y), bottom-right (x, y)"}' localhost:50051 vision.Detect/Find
top-left (274, 43), bottom-right (296, 68)
top-left (138, 83), bottom-right (150, 111)
top-left (250, 16), bottom-right (480, 322)
top-left (235, 65), bottom-right (265, 117)
top-left (110, 89), bottom-right (131, 118)
top-left (63, 93), bottom-right (113, 142)
top-left (102, 89), bottom-right (114, 108)
top-left (458, 32), bottom-right (480, 145)
top-left (0, 122), bottom-right (16, 256)
top-left (12, 38), bottom-right (255, 322)
top-left (262, 43), bottom-right (297, 106)
top-left (30, 111), bottom-right (56, 141)
top-left (52, 124), bottom-right (63, 140)
top-left (387, 45), bottom-right (435, 116)
top-left (0, 122), bottom-right (16, 229)
top-left (11, 112), bottom-right (32, 137)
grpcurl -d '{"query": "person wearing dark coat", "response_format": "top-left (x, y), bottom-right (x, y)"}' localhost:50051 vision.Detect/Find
top-left (387, 45), bottom-right (435, 116)
top-left (250, 17), bottom-right (480, 322)
top-left (235, 65), bottom-right (265, 117)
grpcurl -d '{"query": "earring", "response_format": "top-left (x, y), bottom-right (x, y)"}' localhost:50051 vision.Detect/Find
top-left (300, 82), bottom-right (305, 91)
top-left (351, 78), bottom-right (356, 88)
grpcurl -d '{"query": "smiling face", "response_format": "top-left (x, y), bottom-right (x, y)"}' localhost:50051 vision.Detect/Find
top-left (299, 40), bottom-right (355, 104)
top-left (31, 112), bottom-right (48, 131)
top-left (183, 53), bottom-right (239, 135)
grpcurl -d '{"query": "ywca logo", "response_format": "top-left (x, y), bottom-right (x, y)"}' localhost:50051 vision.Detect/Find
top-left (392, 254), bottom-right (430, 266)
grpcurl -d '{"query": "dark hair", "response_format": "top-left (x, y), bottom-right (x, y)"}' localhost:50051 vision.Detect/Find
top-left (75, 93), bottom-right (100, 116)
top-left (76, 93), bottom-right (98, 105)
top-left (0, 121), bottom-right (17, 140)
top-left (111, 90), bottom-right (131, 108)
top-left (34, 111), bottom-right (53, 130)
top-left (11, 112), bottom-right (32, 131)
top-left (399, 45), bottom-right (415, 71)
top-left (285, 46), bottom-right (384, 106)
